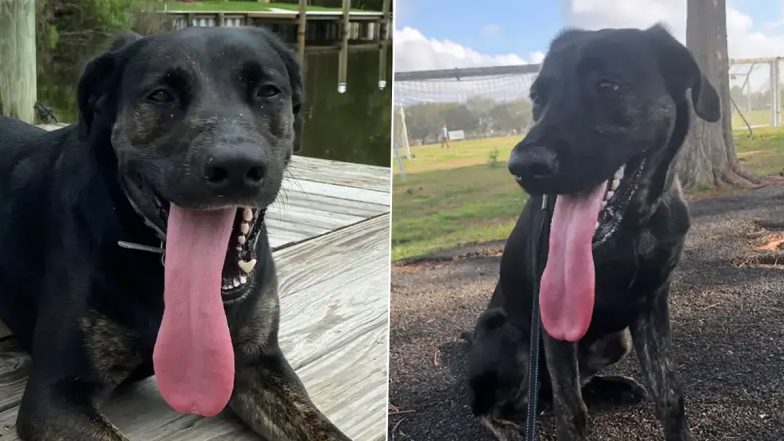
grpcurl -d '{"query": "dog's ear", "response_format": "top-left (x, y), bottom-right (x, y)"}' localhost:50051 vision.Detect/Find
top-left (77, 32), bottom-right (142, 138)
top-left (253, 28), bottom-right (305, 152)
top-left (645, 24), bottom-right (720, 122)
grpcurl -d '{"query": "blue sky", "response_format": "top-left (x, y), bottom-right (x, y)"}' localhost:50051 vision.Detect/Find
top-left (395, 0), bottom-right (560, 60)
top-left (394, 0), bottom-right (784, 72)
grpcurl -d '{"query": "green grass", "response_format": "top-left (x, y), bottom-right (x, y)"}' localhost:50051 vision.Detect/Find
top-left (732, 108), bottom-right (772, 130)
top-left (392, 130), bottom-right (784, 261)
top-left (735, 127), bottom-right (784, 177)
top-left (162, 1), bottom-right (365, 12)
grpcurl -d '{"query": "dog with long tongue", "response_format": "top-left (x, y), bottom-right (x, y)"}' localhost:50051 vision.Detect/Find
top-left (153, 205), bottom-right (237, 416)
top-left (539, 183), bottom-right (605, 343)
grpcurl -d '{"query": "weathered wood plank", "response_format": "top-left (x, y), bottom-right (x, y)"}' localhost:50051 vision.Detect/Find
top-left (272, 188), bottom-right (388, 218)
top-left (0, 214), bottom-right (390, 441)
top-left (287, 156), bottom-right (390, 192)
top-left (281, 179), bottom-right (390, 206)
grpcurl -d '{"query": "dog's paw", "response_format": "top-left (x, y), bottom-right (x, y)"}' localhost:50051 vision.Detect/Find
top-left (582, 375), bottom-right (648, 406)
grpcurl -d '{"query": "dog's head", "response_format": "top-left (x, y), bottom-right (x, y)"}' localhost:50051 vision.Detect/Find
top-left (467, 308), bottom-right (528, 421)
top-left (508, 25), bottom-right (719, 243)
top-left (76, 28), bottom-right (302, 299)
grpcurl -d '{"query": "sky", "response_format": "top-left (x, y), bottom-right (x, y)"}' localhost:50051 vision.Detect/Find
top-left (394, 0), bottom-right (784, 73)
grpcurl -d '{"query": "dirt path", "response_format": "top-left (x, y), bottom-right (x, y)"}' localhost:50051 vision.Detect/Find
top-left (389, 185), bottom-right (784, 441)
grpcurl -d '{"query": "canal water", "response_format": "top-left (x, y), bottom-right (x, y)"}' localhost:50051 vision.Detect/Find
top-left (37, 40), bottom-right (392, 167)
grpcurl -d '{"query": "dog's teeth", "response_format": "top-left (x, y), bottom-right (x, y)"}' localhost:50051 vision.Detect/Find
top-left (222, 283), bottom-right (231, 290)
top-left (243, 207), bottom-right (253, 222)
top-left (595, 221), bottom-right (600, 231)
top-left (238, 258), bottom-right (257, 274)
top-left (240, 222), bottom-right (250, 234)
top-left (238, 235), bottom-right (247, 245)
top-left (232, 278), bottom-right (240, 288)
top-left (600, 200), bottom-right (607, 209)
top-left (614, 165), bottom-right (625, 180)
top-left (236, 246), bottom-right (243, 253)
top-left (606, 190), bottom-right (615, 201)
top-left (611, 178), bottom-right (620, 191)
top-left (240, 275), bottom-right (247, 284)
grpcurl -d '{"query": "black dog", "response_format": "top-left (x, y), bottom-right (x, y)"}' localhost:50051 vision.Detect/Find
top-left (0, 28), bottom-right (350, 441)
top-left (467, 25), bottom-right (719, 441)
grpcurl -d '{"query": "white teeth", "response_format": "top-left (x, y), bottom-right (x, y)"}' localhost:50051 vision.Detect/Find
top-left (611, 178), bottom-right (620, 191)
top-left (243, 207), bottom-right (253, 222)
top-left (614, 165), bottom-right (625, 180)
top-left (240, 222), bottom-right (250, 234)
top-left (238, 258), bottom-right (257, 274)
top-left (240, 275), bottom-right (247, 284)
top-left (600, 200), bottom-right (607, 209)
top-left (236, 246), bottom-right (243, 253)
top-left (232, 278), bottom-right (240, 288)
top-left (222, 283), bottom-right (231, 290)
top-left (238, 235), bottom-right (246, 245)
top-left (595, 221), bottom-right (600, 231)
top-left (605, 190), bottom-right (615, 201)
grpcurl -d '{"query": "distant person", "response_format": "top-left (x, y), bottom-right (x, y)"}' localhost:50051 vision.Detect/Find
top-left (439, 124), bottom-right (451, 149)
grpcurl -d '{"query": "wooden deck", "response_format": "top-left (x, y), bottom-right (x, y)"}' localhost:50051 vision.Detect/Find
top-left (0, 155), bottom-right (390, 440)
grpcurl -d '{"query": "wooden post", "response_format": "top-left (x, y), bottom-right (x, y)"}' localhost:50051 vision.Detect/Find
top-left (770, 58), bottom-right (781, 127)
top-left (337, 0), bottom-right (350, 93)
top-left (296, 0), bottom-right (307, 65)
top-left (381, 0), bottom-right (390, 40)
top-left (377, 40), bottom-right (387, 90)
top-left (0, 0), bottom-right (37, 123)
top-left (771, 61), bottom-right (777, 128)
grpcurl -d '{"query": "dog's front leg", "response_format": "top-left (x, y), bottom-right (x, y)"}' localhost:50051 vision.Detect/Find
top-left (230, 347), bottom-right (352, 441)
top-left (17, 379), bottom-right (129, 441)
top-left (543, 334), bottom-right (588, 441)
top-left (630, 290), bottom-right (690, 441)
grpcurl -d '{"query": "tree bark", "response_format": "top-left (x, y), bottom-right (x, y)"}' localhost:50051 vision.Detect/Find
top-left (677, 0), bottom-right (759, 189)
top-left (0, 0), bottom-right (37, 123)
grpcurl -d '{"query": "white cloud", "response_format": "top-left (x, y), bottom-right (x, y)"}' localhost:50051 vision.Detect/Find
top-left (481, 24), bottom-right (504, 38)
top-left (394, 26), bottom-right (536, 72)
top-left (561, 0), bottom-right (784, 60)
top-left (560, 0), bottom-right (784, 91)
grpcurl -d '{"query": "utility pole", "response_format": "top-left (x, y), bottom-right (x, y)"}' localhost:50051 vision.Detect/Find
top-left (0, 0), bottom-right (37, 123)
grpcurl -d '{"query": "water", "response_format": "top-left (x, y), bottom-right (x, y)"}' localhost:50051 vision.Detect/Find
top-left (36, 41), bottom-right (392, 167)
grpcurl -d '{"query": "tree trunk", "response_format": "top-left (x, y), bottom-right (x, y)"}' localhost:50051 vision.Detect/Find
top-left (677, 0), bottom-right (759, 189)
top-left (0, 0), bottom-right (37, 123)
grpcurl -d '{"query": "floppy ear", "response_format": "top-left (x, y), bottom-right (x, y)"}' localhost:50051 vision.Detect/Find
top-left (77, 32), bottom-right (142, 138)
top-left (645, 24), bottom-right (720, 122)
top-left (253, 28), bottom-right (305, 152)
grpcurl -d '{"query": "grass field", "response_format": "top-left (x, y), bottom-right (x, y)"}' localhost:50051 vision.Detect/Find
top-left (732, 108), bottom-right (772, 130)
top-left (392, 128), bottom-right (784, 261)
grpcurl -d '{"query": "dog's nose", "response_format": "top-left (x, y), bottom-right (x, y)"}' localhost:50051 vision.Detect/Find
top-left (203, 144), bottom-right (266, 192)
top-left (508, 145), bottom-right (559, 179)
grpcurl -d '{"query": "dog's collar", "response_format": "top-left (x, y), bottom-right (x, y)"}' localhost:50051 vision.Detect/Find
top-left (117, 186), bottom-right (268, 267)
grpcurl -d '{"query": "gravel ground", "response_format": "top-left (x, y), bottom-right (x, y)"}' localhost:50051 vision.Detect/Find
top-left (389, 185), bottom-right (784, 441)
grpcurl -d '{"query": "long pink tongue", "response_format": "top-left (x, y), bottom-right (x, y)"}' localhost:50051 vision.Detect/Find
top-left (540, 183), bottom-right (606, 342)
top-left (153, 204), bottom-right (236, 416)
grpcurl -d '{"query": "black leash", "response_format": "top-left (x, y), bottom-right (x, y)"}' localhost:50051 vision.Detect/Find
top-left (525, 194), bottom-right (554, 441)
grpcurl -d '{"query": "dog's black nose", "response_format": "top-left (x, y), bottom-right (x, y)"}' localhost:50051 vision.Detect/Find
top-left (508, 145), bottom-right (559, 179)
top-left (204, 144), bottom-right (266, 192)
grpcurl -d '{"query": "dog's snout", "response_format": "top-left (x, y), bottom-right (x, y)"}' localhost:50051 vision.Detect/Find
top-left (204, 144), bottom-right (266, 192)
top-left (508, 145), bottom-right (559, 179)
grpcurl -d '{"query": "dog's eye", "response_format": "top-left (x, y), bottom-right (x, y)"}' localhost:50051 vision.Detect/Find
top-left (597, 80), bottom-right (621, 93)
top-left (256, 85), bottom-right (281, 98)
top-left (147, 89), bottom-right (175, 104)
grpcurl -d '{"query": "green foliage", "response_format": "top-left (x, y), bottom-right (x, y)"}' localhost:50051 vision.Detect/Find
top-left (487, 147), bottom-right (500, 168)
top-left (404, 97), bottom-right (531, 144)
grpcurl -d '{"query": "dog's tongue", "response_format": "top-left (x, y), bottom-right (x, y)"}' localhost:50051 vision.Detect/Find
top-left (540, 183), bottom-right (605, 342)
top-left (153, 204), bottom-right (236, 416)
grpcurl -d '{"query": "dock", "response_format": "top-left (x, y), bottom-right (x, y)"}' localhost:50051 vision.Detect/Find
top-left (0, 154), bottom-right (391, 440)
